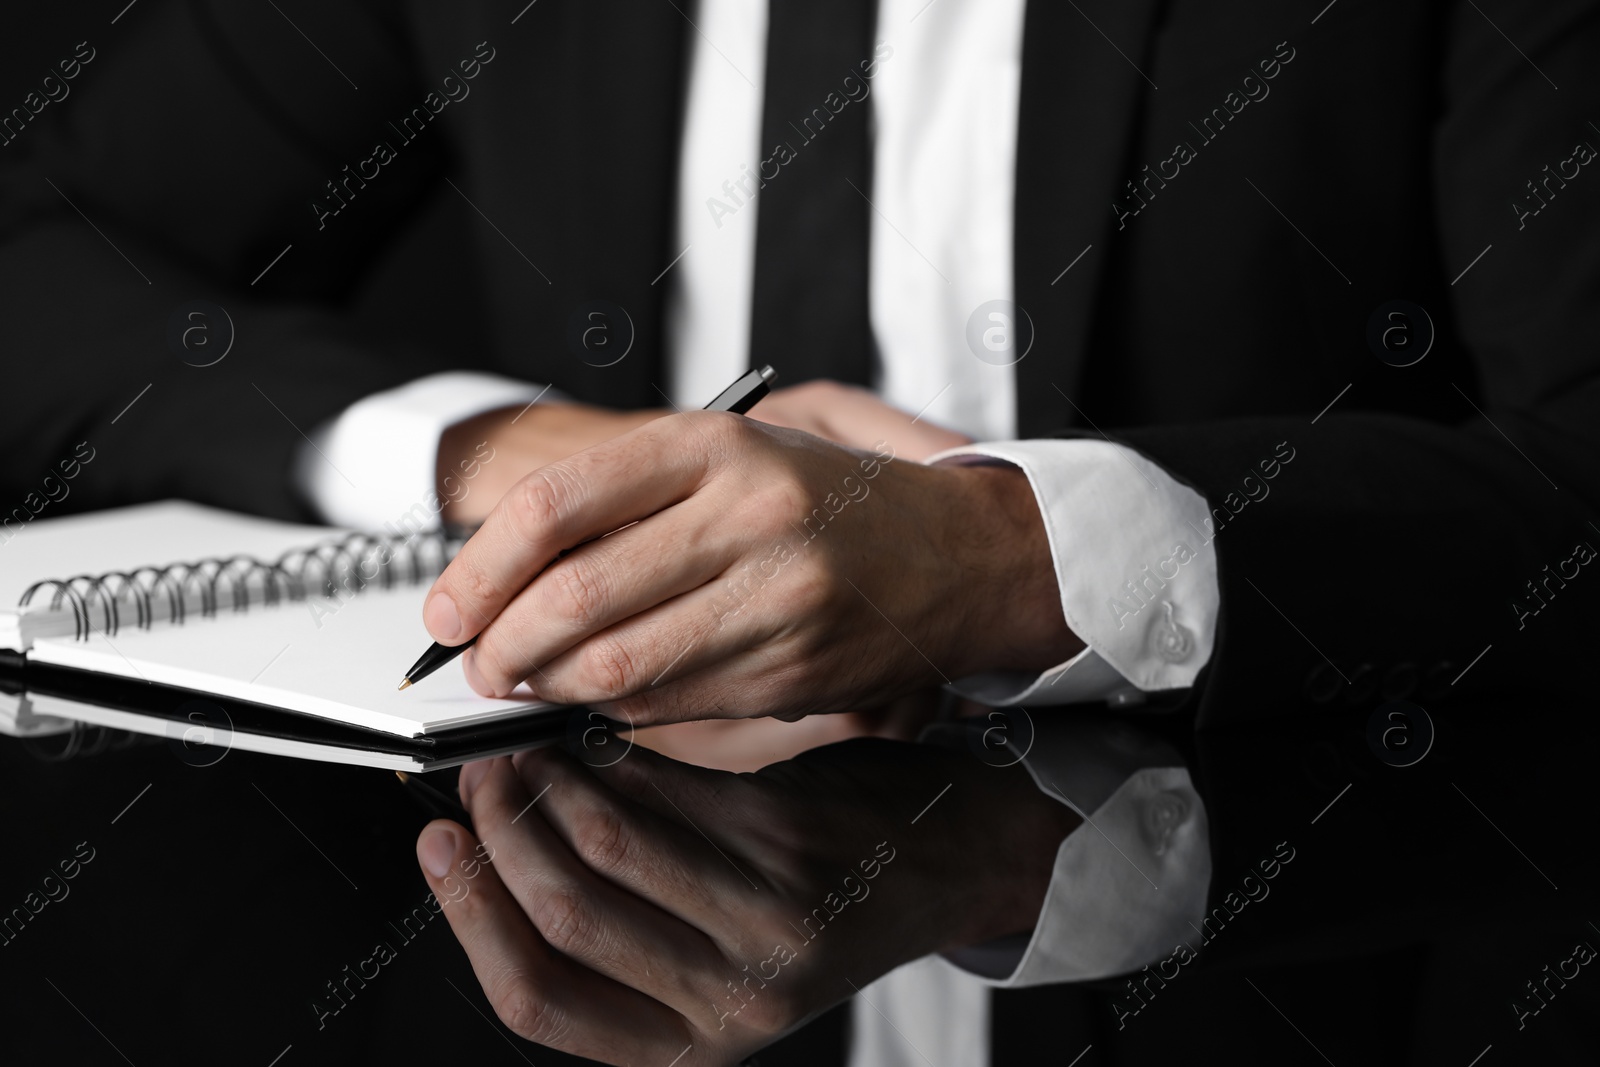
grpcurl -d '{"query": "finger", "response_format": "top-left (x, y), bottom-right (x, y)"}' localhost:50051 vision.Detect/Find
top-left (522, 574), bottom-right (788, 713)
top-left (465, 756), bottom-right (737, 1017)
top-left (424, 412), bottom-right (742, 646)
top-left (510, 746), bottom-right (764, 940)
top-left (467, 504), bottom-right (745, 698)
top-left (582, 739), bottom-right (757, 824)
top-left (414, 817), bottom-right (691, 1063)
top-left (595, 655), bottom-right (829, 727)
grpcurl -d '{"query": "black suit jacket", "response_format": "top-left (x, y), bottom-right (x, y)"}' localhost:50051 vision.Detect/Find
top-left (1, 2), bottom-right (1598, 1063)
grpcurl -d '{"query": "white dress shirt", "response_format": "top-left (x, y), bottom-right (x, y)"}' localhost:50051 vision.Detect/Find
top-left (295, 2), bottom-right (1219, 1063)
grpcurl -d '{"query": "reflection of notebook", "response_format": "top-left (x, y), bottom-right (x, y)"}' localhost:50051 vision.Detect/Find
top-left (0, 501), bottom-right (557, 744)
top-left (0, 691), bottom-right (74, 739)
top-left (5, 675), bottom-right (569, 772)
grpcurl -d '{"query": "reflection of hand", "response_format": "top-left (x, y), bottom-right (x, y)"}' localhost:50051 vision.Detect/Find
top-left (424, 412), bottom-right (1081, 724)
top-left (749, 379), bottom-right (973, 462)
top-left (416, 740), bottom-right (1080, 1066)
top-left (437, 402), bottom-right (668, 527)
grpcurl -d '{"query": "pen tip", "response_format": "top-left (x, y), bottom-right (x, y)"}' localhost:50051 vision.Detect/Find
top-left (397, 678), bottom-right (412, 691)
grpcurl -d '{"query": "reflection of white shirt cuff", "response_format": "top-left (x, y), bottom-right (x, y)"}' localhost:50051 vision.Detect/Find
top-left (931, 714), bottom-right (1211, 986)
top-left (930, 440), bottom-right (1220, 705)
top-left (852, 716), bottom-right (1210, 1064)
top-left (293, 372), bottom-right (554, 531)
top-left (988, 767), bottom-right (1209, 984)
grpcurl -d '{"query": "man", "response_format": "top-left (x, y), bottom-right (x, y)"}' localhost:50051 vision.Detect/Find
top-left (2, 1), bottom-right (1596, 1064)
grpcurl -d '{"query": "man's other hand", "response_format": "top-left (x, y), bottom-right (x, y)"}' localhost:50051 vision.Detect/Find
top-left (750, 379), bottom-right (972, 461)
top-left (438, 402), bottom-right (666, 527)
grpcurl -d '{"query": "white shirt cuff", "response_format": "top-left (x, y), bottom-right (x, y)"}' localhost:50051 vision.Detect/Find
top-left (293, 371), bottom-right (555, 532)
top-left (930, 440), bottom-right (1220, 704)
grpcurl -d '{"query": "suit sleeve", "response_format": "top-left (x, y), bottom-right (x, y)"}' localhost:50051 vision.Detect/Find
top-left (1092, 0), bottom-right (1600, 725)
top-left (0, 2), bottom-right (462, 522)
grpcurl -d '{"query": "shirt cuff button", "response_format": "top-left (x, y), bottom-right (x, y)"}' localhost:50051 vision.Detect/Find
top-left (1151, 601), bottom-right (1194, 664)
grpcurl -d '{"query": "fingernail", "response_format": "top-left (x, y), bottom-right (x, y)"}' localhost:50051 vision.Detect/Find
top-left (425, 592), bottom-right (463, 642)
top-left (419, 824), bottom-right (457, 879)
top-left (458, 759), bottom-right (491, 807)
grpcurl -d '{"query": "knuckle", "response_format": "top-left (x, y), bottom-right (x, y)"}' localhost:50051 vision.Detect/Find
top-left (509, 468), bottom-right (573, 543)
top-left (494, 977), bottom-right (565, 1045)
top-left (452, 562), bottom-right (499, 610)
top-left (547, 558), bottom-right (609, 629)
top-left (531, 886), bottom-right (598, 958)
top-left (579, 634), bottom-right (641, 697)
top-left (574, 803), bottom-right (635, 874)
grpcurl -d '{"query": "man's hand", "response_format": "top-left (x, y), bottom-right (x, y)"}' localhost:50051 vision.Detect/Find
top-left (750, 380), bottom-right (973, 462)
top-left (423, 412), bottom-right (1081, 724)
top-left (415, 740), bottom-right (1081, 1066)
top-left (437, 401), bottom-right (667, 527)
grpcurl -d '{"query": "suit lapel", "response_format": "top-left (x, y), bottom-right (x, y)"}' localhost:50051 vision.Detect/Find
top-left (1013, 0), bottom-right (1166, 437)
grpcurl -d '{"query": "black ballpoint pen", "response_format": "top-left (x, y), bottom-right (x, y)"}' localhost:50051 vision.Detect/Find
top-left (397, 365), bottom-right (778, 690)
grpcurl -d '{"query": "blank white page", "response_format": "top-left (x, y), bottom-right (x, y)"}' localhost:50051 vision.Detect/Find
top-left (27, 582), bottom-right (553, 737)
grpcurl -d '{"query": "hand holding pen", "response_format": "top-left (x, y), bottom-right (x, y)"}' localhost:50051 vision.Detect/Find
top-left (400, 366), bottom-right (779, 690)
top-left (405, 358), bottom-right (1075, 725)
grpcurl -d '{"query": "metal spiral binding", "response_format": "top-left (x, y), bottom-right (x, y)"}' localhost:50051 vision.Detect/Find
top-left (16, 527), bottom-right (461, 640)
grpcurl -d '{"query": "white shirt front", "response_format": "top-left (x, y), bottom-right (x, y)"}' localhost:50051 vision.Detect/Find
top-left (296, 2), bottom-right (1221, 1064)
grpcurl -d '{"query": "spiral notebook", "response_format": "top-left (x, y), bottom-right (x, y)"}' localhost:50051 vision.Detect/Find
top-left (0, 501), bottom-right (558, 751)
